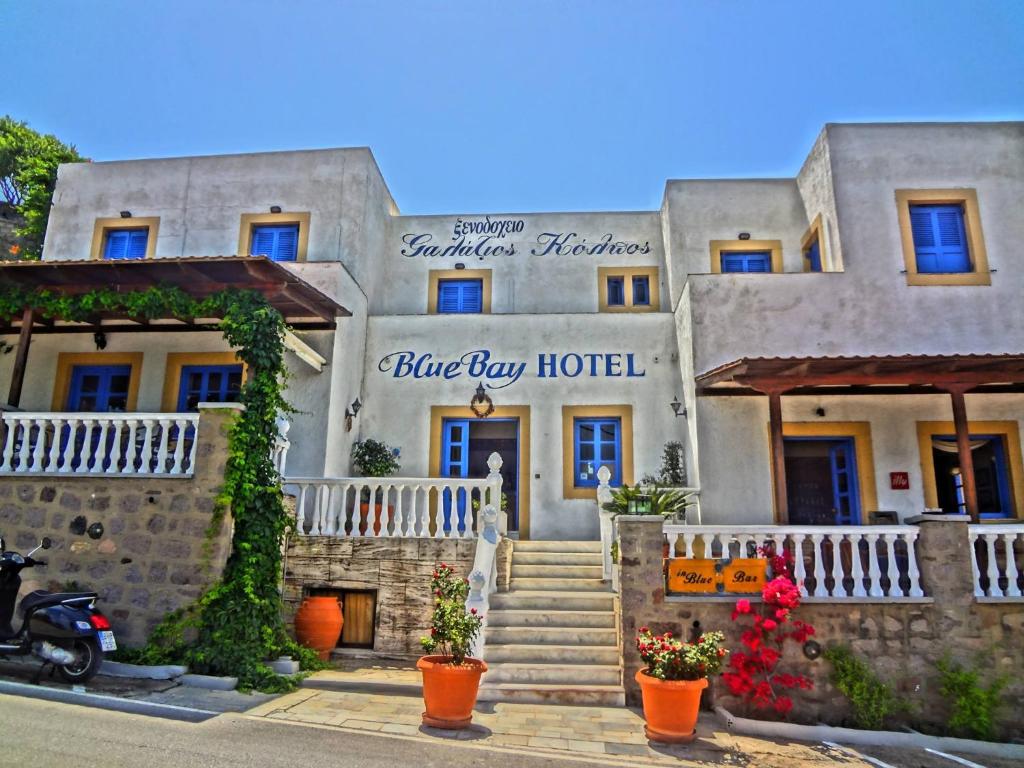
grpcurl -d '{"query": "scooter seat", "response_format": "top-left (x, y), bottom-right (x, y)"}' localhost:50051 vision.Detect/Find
top-left (20, 590), bottom-right (97, 613)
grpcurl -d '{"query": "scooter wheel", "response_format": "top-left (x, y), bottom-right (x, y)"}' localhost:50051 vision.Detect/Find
top-left (56, 638), bottom-right (104, 684)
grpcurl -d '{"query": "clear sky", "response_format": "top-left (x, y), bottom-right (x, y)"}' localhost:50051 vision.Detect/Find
top-left (3, 1), bottom-right (1022, 213)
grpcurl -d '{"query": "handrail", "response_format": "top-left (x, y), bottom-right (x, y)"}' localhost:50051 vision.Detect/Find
top-left (968, 524), bottom-right (1024, 598)
top-left (466, 504), bottom-right (501, 659)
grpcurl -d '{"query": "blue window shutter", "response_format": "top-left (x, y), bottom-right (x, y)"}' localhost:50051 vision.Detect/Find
top-left (177, 365), bottom-right (244, 411)
top-left (275, 226), bottom-right (299, 262)
top-left (126, 230), bottom-right (148, 259)
top-left (722, 251), bottom-right (770, 273)
top-left (632, 276), bottom-right (650, 305)
top-left (910, 204), bottom-right (970, 273)
top-left (805, 240), bottom-right (822, 272)
top-left (607, 277), bottom-right (625, 306)
top-left (250, 224), bottom-right (300, 262)
top-left (104, 228), bottom-right (148, 260)
top-left (437, 279), bottom-right (483, 313)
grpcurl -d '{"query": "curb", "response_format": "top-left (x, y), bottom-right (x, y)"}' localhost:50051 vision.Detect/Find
top-left (100, 661), bottom-right (188, 680)
top-left (715, 706), bottom-right (1024, 761)
top-left (0, 679), bottom-right (219, 722)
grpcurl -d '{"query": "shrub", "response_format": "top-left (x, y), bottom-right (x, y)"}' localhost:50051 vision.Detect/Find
top-left (936, 656), bottom-right (1008, 741)
top-left (602, 483), bottom-right (695, 519)
top-left (636, 627), bottom-right (727, 681)
top-left (824, 645), bottom-right (904, 730)
top-left (420, 563), bottom-right (482, 666)
top-left (351, 439), bottom-right (400, 477)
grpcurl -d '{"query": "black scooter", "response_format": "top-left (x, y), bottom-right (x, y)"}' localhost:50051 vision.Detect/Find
top-left (0, 535), bottom-right (115, 684)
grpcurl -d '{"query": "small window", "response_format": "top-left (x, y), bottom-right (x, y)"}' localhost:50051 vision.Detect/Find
top-left (721, 251), bottom-right (771, 273)
top-left (632, 276), bottom-right (650, 305)
top-left (177, 365), bottom-right (243, 411)
top-left (909, 204), bottom-right (971, 274)
top-left (437, 279), bottom-right (483, 314)
top-left (607, 276), bottom-right (625, 306)
top-left (574, 417), bottom-right (621, 488)
top-left (103, 229), bottom-right (149, 260)
top-left (803, 238), bottom-right (822, 272)
top-left (250, 224), bottom-right (300, 262)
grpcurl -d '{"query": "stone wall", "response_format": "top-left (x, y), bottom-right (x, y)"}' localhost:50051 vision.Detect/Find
top-left (283, 536), bottom-right (475, 656)
top-left (0, 405), bottom-right (236, 645)
top-left (618, 517), bottom-right (1024, 739)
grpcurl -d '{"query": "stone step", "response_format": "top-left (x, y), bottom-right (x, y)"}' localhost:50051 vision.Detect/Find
top-left (511, 577), bottom-right (610, 592)
top-left (485, 625), bottom-right (617, 646)
top-left (477, 682), bottom-right (625, 707)
top-left (483, 662), bottom-right (621, 686)
top-left (490, 590), bottom-right (617, 612)
top-left (511, 564), bottom-right (604, 580)
top-left (513, 540), bottom-right (601, 553)
top-left (511, 551), bottom-right (603, 566)
top-left (483, 643), bottom-right (620, 665)
top-left (486, 609), bottom-right (615, 628)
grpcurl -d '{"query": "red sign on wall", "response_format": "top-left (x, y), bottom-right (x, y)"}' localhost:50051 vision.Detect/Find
top-left (890, 472), bottom-right (910, 490)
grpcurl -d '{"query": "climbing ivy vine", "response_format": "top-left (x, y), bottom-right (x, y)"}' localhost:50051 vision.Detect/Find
top-left (0, 283), bottom-right (322, 689)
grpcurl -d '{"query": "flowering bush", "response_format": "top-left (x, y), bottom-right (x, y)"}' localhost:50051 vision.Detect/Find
top-left (722, 543), bottom-right (815, 715)
top-left (420, 563), bottom-right (483, 666)
top-left (637, 627), bottom-right (727, 681)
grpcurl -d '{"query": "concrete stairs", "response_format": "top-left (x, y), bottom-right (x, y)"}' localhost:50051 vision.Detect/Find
top-left (478, 540), bottom-right (623, 706)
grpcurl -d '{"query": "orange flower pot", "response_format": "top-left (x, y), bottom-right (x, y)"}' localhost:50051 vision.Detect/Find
top-left (635, 670), bottom-right (707, 744)
top-left (294, 596), bottom-right (343, 660)
top-left (359, 503), bottom-right (394, 536)
top-left (417, 655), bottom-right (487, 729)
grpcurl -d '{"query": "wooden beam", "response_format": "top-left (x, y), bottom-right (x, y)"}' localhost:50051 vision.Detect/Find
top-left (947, 386), bottom-right (980, 523)
top-left (767, 390), bottom-right (789, 524)
top-left (699, 383), bottom-right (1024, 397)
top-left (7, 308), bottom-right (34, 407)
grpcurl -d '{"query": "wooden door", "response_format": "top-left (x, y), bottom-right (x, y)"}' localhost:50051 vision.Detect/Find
top-left (340, 591), bottom-right (376, 648)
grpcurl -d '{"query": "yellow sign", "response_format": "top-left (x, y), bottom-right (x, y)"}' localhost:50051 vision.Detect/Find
top-left (665, 558), bottom-right (767, 594)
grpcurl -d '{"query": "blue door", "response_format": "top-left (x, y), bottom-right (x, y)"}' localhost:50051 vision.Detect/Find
top-left (829, 440), bottom-right (859, 525)
top-left (66, 365), bottom-right (132, 411)
top-left (784, 437), bottom-right (861, 525)
top-left (441, 419), bottom-right (470, 534)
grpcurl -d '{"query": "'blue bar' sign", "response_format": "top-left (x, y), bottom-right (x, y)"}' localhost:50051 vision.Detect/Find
top-left (377, 350), bottom-right (645, 389)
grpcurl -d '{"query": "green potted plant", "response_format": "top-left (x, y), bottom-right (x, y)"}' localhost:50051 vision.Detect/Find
top-left (602, 483), bottom-right (694, 520)
top-left (417, 563), bottom-right (485, 729)
top-left (351, 439), bottom-right (400, 535)
top-left (635, 627), bottom-right (727, 743)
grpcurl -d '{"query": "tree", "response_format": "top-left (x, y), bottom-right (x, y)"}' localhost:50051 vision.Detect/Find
top-left (0, 116), bottom-right (86, 258)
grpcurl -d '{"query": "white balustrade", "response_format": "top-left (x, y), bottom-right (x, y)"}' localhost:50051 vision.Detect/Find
top-left (663, 524), bottom-right (925, 600)
top-left (0, 412), bottom-right (200, 477)
top-left (466, 504), bottom-right (502, 659)
top-left (272, 416), bottom-right (291, 476)
top-left (969, 525), bottom-right (1024, 599)
top-left (285, 452), bottom-right (503, 539)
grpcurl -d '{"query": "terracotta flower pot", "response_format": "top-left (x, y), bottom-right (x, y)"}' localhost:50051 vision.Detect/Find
top-left (294, 596), bottom-right (343, 660)
top-left (417, 655), bottom-right (487, 729)
top-left (635, 669), bottom-right (707, 744)
top-left (359, 503), bottom-right (394, 536)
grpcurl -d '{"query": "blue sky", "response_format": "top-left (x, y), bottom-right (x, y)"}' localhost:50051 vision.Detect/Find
top-left (2, 1), bottom-right (1021, 213)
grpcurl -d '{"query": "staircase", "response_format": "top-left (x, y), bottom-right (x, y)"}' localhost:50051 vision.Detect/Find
top-left (478, 540), bottom-right (624, 706)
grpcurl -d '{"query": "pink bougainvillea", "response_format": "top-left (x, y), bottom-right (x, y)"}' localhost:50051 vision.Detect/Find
top-left (722, 543), bottom-right (815, 715)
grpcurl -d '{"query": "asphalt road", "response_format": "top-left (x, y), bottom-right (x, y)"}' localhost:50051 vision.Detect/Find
top-left (0, 694), bottom-right (594, 768)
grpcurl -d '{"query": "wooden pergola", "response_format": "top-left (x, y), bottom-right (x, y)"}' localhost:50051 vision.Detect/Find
top-left (0, 256), bottom-right (349, 408)
top-left (696, 354), bottom-right (1024, 524)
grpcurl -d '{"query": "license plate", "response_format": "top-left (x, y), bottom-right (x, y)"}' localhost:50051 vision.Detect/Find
top-left (99, 631), bottom-right (117, 652)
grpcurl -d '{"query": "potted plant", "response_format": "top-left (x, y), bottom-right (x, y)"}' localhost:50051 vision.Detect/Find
top-left (635, 627), bottom-right (727, 744)
top-left (417, 563), bottom-right (485, 729)
top-left (351, 439), bottom-right (400, 535)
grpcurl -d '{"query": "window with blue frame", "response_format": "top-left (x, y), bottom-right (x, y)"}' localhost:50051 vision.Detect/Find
top-left (67, 365), bottom-right (132, 411)
top-left (803, 238), bottom-right (822, 272)
top-left (177, 365), bottom-right (244, 411)
top-left (631, 276), bottom-right (650, 305)
top-left (437, 279), bottom-right (483, 313)
top-left (573, 417), bottom-right (621, 488)
top-left (250, 224), bottom-right (300, 262)
top-left (103, 228), bottom-right (149, 260)
top-left (606, 276), bottom-right (625, 306)
top-left (720, 251), bottom-right (771, 273)
top-left (909, 204), bottom-right (971, 274)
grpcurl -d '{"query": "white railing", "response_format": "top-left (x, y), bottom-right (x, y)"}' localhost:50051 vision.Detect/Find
top-left (663, 524), bottom-right (925, 600)
top-left (0, 412), bottom-right (200, 477)
top-left (285, 452), bottom-right (504, 539)
top-left (969, 524), bottom-right (1024, 599)
top-left (466, 504), bottom-right (501, 659)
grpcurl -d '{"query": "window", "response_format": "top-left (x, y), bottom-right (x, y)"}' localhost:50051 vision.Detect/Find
top-left (573, 417), bottom-right (621, 488)
top-left (597, 267), bottom-right (659, 312)
top-left (437, 279), bottom-right (483, 314)
top-left (896, 189), bottom-right (989, 286)
top-left (177, 365), bottom-right (243, 411)
top-left (720, 251), bottom-right (771, 273)
top-left (801, 214), bottom-right (828, 273)
top-left (803, 240), bottom-right (822, 272)
top-left (607, 277), bottom-right (625, 306)
top-left (91, 217), bottom-right (159, 260)
top-left (632, 276), bottom-right (650, 305)
top-left (67, 365), bottom-right (132, 411)
top-left (103, 229), bottom-right (148, 260)
top-left (250, 224), bottom-right (300, 262)
top-left (710, 240), bottom-right (783, 273)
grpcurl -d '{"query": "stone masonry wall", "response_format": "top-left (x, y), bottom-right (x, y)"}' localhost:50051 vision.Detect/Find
top-left (283, 536), bottom-right (475, 656)
top-left (0, 406), bottom-right (235, 645)
top-left (618, 516), bottom-right (1024, 739)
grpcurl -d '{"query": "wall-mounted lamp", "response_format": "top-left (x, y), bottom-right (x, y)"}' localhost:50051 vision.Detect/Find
top-left (119, 210), bottom-right (132, 219)
top-left (470, 381), bottom-right (494, 418)
top-left (670, 396), bottom-right (686, 418)
top-left (815, 407), bottom-right (826, 418)
top-left (454, 262), bottom-right (466, 270)
top-left (270, 205), bottom-right (282, 214)
top-left (93, 330), bottom-right (107, 351)
top-left (345, 397), bottom-right (362, 432)
top-left (737, 232), bottom-right (751, 241)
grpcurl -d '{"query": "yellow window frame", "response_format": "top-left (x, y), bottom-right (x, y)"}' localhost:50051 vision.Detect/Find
top-left (238, 211), bottom-right (311, 261)
top-left (710, 240), bottom-right (784, 273)
top-left (597, 266), bottom-right (659, 312)
top-left (162, 352), bottom-right (246, 412)
top-left (895, 189), bottom-right (990, 286)
top-left (427, 269), bottom-right (492, 314)
top-left (800, 214), bottom-right (828, 272)
top-left (562, 405), bottom-right (634, 500)
top-left (90, 217), bottom-right (160, 260)
top-left (52, 352), bottom-right (144, 411)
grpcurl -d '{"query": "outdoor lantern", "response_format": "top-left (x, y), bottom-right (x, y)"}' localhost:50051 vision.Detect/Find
top-left (470, 381), bottom-right (494, 418)
top-left (670, 396), bottom-right (685, 418)
top-left (270, 205), bottom-right (282, 213)
top-left (738, 232), bottom-right (751, 240)
top-left (344, 397), bottom-right (362, 432)
top-left (350, 398), bottom-right (362, 416)
top-left (119, 210), bottom-right (132, 218)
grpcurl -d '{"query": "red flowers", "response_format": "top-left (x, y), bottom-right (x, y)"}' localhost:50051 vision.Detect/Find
top-left (722, 544), bottom-right (815, 717)
top-left (636, 628), bottom-right (727, 681)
